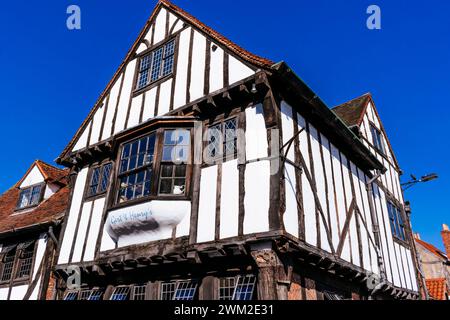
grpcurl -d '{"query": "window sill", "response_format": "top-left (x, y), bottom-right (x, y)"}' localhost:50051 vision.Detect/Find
top-left (132, 74), bottom-right (173, 98)
top-left (84, 192), bottom-right (107, 202)
top-left (393, 237), bottom-right (410, 248)
top-left (110, 195), bottom-right (191, 211)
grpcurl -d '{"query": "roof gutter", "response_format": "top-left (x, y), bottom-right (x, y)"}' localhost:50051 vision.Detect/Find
top-left (0, 217), bottom-right (63, 241)
top-left (271, 62), bottom-right (385, 174)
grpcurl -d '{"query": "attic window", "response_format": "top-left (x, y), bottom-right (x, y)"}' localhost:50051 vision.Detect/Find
top-left (17, 184), bottom-right (44, 209)
top-left (370, 124), bottom-right (385, 154)
top-left (136, 39), bottom-right (176, 90)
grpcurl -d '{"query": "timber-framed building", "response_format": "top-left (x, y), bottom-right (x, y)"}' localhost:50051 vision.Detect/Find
top-left (0, 160), bottom-right (69, 300)
top-left (53, 0), bottom-right (422, 300)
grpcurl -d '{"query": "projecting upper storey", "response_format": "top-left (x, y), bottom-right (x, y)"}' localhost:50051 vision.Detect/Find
top-left (57, 0), bottom-right (383, 175)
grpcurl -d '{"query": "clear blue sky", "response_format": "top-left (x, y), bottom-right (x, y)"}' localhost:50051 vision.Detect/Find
top-left (0, 0), bottom-right (448, 250)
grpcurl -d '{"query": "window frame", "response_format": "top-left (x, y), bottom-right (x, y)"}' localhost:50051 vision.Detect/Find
top-left (85, 162), bottom-right (113, 200)
top-left (112, 126), bottom-right (193, 209)
top-left (15, 183), bottom-right (45, 211)
top-left (160, 279), bottom-right (198, 301)
top-left (204, 116), bottom-right (238, 165)
top-left (218, 274), bottom-right (257, 301)
top-left (133, 36), bottom-right (178, 94)
top-left (369, 123), bottom-right (385, 155)
top-left (64, 288), bottom-right (105, 301)
top-left (386, 199), bottom-right (408, 244)
top-left (0, 240), bottom-right (37, 285)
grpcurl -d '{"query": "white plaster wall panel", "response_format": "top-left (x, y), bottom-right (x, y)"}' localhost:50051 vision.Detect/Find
top-left (385, 165), bottom-right (394, 198)
top-left (209, 43), bottom-right (224, 93)
top-left (228, 55), bottom-right (254, 85)
top-left (168, 12), bottom-right (177, 30)
top-left (321, 136), bottom-right (340, 251)
top-left (406, 249), bottom-right (418, 291)
top-left (0, 288), bottom-right (8, 300)
top-left (42, 182), bottom-right (55, 200)
top-left (309, 125), bottom-right (330, 253)
top-left (144, 25), bottom-right (154, 44)
top-left (136, 43), bottom-right (147, 55)
top-left (127, 94), bottom-right (143, 129)
top-left (142, 87), bottom-right (157, 121)
top-left (9, 285), bottom-right (28, 300)
top-left (297, 114), bottom-right (317, 247)
top-left (153, 8), bottom-right (167, 44)
top-left (71, 201), bottom-right (94, 263)
top-left (20, 166), bottom-right (44, 188)
top-left (197, 165), bottom-right (218, 243)
top-left (114, 60), bottom-right (137, 134)
top-left (175, 201), bottom-right (191, 238)
top-left (72, 122), bottom-right (90, 152)
top-left (351, 163), bottom-right (371, 271)
top-left (245, 104), bottom-right (268, 161)
top-left (400, 246), bottom-right (412, 290)
top-left (29, 279), bottom-right (41, 300)
top-left (157, 79), bottom-right (173, 116)
top-left (359, 170), bottom-right (379, 274)
top-left (341, 154), bottom-right (360, 266)
top-left (284, 164), bottom-right (299, 238)
top-left (393, 171), bottom-right (404, 204)
top-left (244, 162), bottom-right (270, 234)
top-left (280, 103), bottom-right (298, 237)
top-left (101, 73), bottom-right (123, 140)
top-left (33, 235), bottom-right (47, 278)
top-left (394, 243), bottom-right (406, 288)
top-left (189, 31), bottom-right (206, 102)
top-left (88, 99), bottom-right (106, 146)
top-left (58, 168), bottom-right (89, 264)
top-left (378, 187), bottom-right (401, 287)
top-left (330, 144), bottom-right (345, 242)
top-left (220, 160), bottom-right (239, 239)
top-left (100, 224), bottom-right (116, 252)
top-left (173, 28), bottom-right (191, 109)
top-left (281, 102), bottom-right (295, 161)
top-left (171, 19), bottom-right (183, 34)
top-left (83, 198), bottom-right (106, 262)
top-left (372, 184), bottom-right (394, 283)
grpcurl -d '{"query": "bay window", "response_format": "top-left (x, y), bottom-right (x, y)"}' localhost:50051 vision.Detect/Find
top-left (115, 127), bottom-right (191, 205)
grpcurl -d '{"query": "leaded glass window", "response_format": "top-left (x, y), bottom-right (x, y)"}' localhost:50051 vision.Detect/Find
top-left (87, 163), bottom-right (112, 198)
top-left (17, 184), bottom-right (43, 209)
top-left (206, 118), bottom-right (237, 163)
top-left (118, 134), bottom-right (156, 203)
top-left (219, 275), bottom-right (256, 300)
top-left (137, 39), bottom-right (176, 90)
top-left (158, 129), bottom-right (190, 195)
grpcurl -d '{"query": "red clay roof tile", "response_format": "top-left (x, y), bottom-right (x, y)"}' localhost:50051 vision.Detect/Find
top-left (426, 278), bottom-right (449, 300)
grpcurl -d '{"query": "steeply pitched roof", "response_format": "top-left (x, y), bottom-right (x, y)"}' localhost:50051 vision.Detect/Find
top-left (161, 0), bottom-right (273, 69)
top-left (0, 161), bottom-right (70, 235)
top-left (57, 0), bottom-right (273, 161)
top-left (416, 238), bottom-right (448, 260)
top-left (332, 93), bottom-right (371, 128)
top-left (426, 278), bottom-right (449, 300)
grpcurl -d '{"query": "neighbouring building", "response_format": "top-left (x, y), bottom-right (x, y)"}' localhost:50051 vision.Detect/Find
top-left (52, 0), bottom-right (421, 300)
top-left (0, 160), bottom-right (69, 300)
top-left (414, 225), bottom-right (450, 300)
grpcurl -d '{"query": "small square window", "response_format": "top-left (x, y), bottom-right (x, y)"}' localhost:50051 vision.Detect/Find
top-left (87, 163), bottom-right (112, 198)
top-left (17, 185), bottom-right (43, 209)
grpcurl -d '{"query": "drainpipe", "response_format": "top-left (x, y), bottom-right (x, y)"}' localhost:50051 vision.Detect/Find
top-left (366, 171), bottom-right (388, 291)
top-left (48, 225), bottom-right (59, 249)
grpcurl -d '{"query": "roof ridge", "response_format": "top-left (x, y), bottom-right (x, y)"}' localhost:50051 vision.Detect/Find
top-left (416, 238), bottom-right (447, 258)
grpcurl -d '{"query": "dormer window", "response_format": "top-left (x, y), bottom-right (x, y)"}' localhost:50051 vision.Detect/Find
top-left (17, 184), bottom-right (44, 209)
top-left (370, 124), bottom-right (385, 154)
top-left (136, 39), bottom-right (176, 90)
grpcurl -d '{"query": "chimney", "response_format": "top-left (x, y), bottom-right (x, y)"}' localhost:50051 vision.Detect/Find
top-left (414, 233), bottom-right (421, 240)
top-left (441, 224), bottom-right (450, 258)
